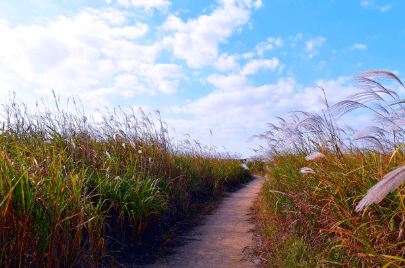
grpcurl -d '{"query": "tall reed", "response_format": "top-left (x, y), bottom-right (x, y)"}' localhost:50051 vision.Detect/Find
top-left (0, 91), bottom-right (247, 267)
top-left (251, 70), bottom-right (405, 267)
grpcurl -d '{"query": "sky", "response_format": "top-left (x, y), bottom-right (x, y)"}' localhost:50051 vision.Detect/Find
top-left (0, 0), bottom-right (403, 158)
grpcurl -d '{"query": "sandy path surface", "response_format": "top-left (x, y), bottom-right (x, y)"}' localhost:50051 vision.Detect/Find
top-left (135, 175), bottom-right (264, 268)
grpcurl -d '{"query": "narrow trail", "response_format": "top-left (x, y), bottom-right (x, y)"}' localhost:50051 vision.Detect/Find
top-left (135, 175), bottom-right (264, 268)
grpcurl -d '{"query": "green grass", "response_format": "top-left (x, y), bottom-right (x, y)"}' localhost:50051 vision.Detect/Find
top-left (250, 71), bottom-right (405, 267)
top-left (0, 92), bottom-right (249, 267)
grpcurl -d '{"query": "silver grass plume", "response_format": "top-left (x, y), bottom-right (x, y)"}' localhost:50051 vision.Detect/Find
top-left (300, 167), bottom-right (316, 174)
top-left (326, 71), bottom-right (405, 153)
top-left (355, 165), bottom-right (405, 212)
top-left (305, 152), bottom-right (328, 161)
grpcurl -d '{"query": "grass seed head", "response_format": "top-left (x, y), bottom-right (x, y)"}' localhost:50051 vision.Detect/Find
top-left (355, 165), bottom-right (405, 212)
top-left (305, 152), bottom-right (328, 161)
top-left (300, 167), bottom-right (316, 174)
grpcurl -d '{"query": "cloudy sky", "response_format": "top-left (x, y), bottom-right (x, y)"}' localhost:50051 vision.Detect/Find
top-left (0, 0), bottom-right (403, 157)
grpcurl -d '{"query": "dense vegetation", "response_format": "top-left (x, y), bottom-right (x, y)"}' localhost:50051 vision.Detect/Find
top-left (4, 69), bottom-right (404, 268)
top-left (0, 92), bottom-right (249, 267)
top-left (251, 71), bottom-right (405, 267)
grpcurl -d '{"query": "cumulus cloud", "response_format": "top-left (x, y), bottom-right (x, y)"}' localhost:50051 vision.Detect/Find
top-left (159, 80), bottom-right (178, 93)
top-left (113, 0), bottom-right (171, 11)
top-left (205, 73), bottom-right (249, 92)
top-left (136, 63), bottom-right (183, 81)
top-left (114, 73), bottom-right (139, 88)
top-left (287, 33), bottom-right (303, 48)
top-left (135, 63), bottom-right (183, 93)
top-left (214, 53), bottom-right (240, 71)
top-left (242, 52), bottom-right (254, 59)
top-left (0, 6), bottom-right (182, 111)
top-left (165, 73), bottom-right (362, 156)
top-left (161, 0), bottom-right (262, 68)
top-left (294, 33), bottom-right (303, 41)
top-left (254, 36), bottom-right (283, 56)
top-left (253, 0), bottom-right (263, 8)
top-left (240, 58), bottom-right (279, 76)
top-left (360, 0), bottom-right (391, 12)
top-left (350, 43), bottom-right (367, 50)
top-left (305, 36), bottom-right (326, 59)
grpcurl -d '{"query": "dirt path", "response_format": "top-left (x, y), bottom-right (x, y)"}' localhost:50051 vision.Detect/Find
top-left (135, 175), bottom-right (264, 268)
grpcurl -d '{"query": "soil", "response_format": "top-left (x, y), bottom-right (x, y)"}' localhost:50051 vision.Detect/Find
top-left (131, 175), bottom-right (265, 268)
top-left (101, 175), bottom-right (266, 268)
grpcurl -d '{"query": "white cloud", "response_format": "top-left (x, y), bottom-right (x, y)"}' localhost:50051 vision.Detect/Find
top-left (214, 53), bottom-right (240, 71)
top-left (253, 0), bottom-right (263, 8)
top-left (240, 58), bottom-right (279, 75)
top-left (0, 6), bottom-right (176, 111)
top-left (242, 52), bottom-right (254, 59)
top-left (114, 73), bottom-right (138, 88)
top-left (136, 63), bottom-right (183, 82)
top-left (114, 0), bottom-right (171, 10)
top-left (254, 36), bottom-right (283, 56)
top-left (315, 61), bottom-right (326, 69)
top-left (360, 0), bottom-right (372, 7)
top-left (277, 63), bottom-right (286, 74)
top-left (135, 63), bottom-right (183, 93)
top-left (306, 36), bottom-right (326, 51)
top-left (165, 74), bottom-right (361, 156)
top-left (159, 80), bottom-right (178, 93)
top-left (294, 33), bottom-right (303, 41)
top-left (379, 4), bottom-right (392, 12)
top-left (205, 73), bottom-right (249, 92)
top-left (31, 0), bottom-right (49, 9)
top-left (350, 43), bottom-right (367, 50)
top-left (305, 36), bottom-right (326, 59)
top-left (289, 33), bottom-right (303, 48)
top-left (360, 1), bottom-right (391, 12)
top-left (161, 0), bottom-right (262, 68)
top-left (108, 22), bottom-right (149, 39)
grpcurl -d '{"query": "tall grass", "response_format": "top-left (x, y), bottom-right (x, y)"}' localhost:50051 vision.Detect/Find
top-left (0, 91), bottom-right (249, 267)
top-left (251, 70), bottom-right (405, 267)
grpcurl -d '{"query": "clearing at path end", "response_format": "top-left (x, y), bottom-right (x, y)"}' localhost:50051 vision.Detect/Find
top-left (137, 175), bottom-right (264, 268)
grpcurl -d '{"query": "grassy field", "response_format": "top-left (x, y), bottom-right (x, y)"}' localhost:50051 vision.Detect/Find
top-left (247, 70), bottom-right (405, 267)
top-left (0, 92), bottom-right (250, 267)
top-left (4, 69), bottom-right (405, 268)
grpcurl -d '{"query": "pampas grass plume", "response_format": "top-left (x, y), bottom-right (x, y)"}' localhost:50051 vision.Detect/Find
top-left (241, 163), bottom-right (249, 171)
top-left (355, 165), bottom-right (405, 212)
top-left (300, 167), bottom-right (316, 174)
top-left (305, 152), bottom-right (328, 161)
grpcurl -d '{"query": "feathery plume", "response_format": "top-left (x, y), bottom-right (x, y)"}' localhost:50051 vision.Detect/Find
top-left (355, 70), bottom-right (404, 89)
top-left (305, 152), bottom-right (328, 161)
top-left (355, 165), bottom-right (405, 212)
top-left (300, 167), bottom-right (316, 174)
top-left (241, 163), bottom-right (249, 171)
top-left (352, 126), bottom-right (387, 141)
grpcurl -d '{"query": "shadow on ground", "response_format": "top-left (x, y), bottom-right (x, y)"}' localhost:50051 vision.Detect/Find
top-left (100, 174), bottom-right (255, 267)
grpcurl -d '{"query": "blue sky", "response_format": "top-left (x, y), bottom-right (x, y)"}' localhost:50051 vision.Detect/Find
top-left (0, 0), bottom-right (402, 157)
